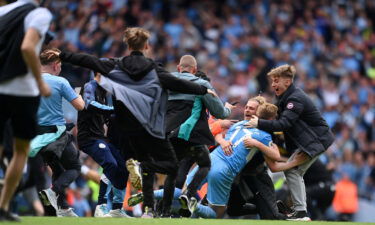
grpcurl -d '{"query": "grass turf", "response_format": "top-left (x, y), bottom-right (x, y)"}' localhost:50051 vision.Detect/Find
top-left (2, 217), bottom-right (372, 225)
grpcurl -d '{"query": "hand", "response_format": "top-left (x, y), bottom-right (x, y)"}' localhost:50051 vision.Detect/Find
top-left (220, 140), bottom-right (233, 156)
top-left (207, 89), bottom-right (218, 97)
top-left (219, 119), bottom-right (239, 129)
top-left (224, 102), bottom-right (236, 110)
top-left (243, 136), bottom-right (259, 148)
top-left (45, 48), bottom-right (60, 56)
top-left (244, 115), bottom-right (258, 128)
top-left (292, 151), bottom-right (309, 164)
top-left (38, 80), bottom-right (51, 97)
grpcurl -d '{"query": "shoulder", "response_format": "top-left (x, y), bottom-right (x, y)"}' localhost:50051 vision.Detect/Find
top-left (52, 76), bottom-right (71, 87)
top-left (257, 129), bottom-right (273, 145)
top-left (171, 72), bottom-right (180, 77)
top-left (259, 129), bottom-right (272, 139)
top-left (84, 80), bottom-right (97, 90)
top-left (199, 79), bottom-right (212, 88)
top-left (26, 7), bottom-right (52, 22)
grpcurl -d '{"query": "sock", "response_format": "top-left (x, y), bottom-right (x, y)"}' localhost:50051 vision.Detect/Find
top-left (195, 204), bottom-right (216, 218)
top-left (112, 187), bottom-right (126, 210)
top-left (98, 180), bottom-right (108, 205)
top-left (105, 183), bottom-right (113, 209)
top-left (154, 188), bottom-right (182, 200)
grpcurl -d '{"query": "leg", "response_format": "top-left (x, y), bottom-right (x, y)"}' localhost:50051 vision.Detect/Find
top-left (175, 157), bottom-right (195, 189)
top-left (53, 142), bottom-right (81, 209)
top-left (0, 138), bottom-right (30, 210)
top-left (210, 205), bottom-right (226, 218)
top-left (284, 150), bottom-right (320, 212)
top-left (226, 181), bottom-right (248, 217)
top-left (0, 95), bottom-right (39, 215)
top-left (249, 169), bottom-right (286, 219)
top-left (94, 175), bottom-right (110, 217)
top-left (186, 145), bottom-right (211, 199)
top-left (82, 140), bottom-right (128, 190)
top-left (130, 135), bottom-right (178, 214)
top-left (194, 204), bottom-right (217, 218)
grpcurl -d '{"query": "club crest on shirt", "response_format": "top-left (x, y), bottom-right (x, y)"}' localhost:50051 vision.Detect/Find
top-left (287, 102), bottom-right (294, 109)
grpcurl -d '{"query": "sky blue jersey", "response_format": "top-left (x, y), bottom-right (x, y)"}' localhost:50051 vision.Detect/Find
top-left (211, 120), bottom-right (273, 175)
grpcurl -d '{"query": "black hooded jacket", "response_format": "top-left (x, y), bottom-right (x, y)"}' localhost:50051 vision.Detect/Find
top-left (258, 84), bottom-right (334, 157)
top-left (59, 51), bottom-right (208, 135)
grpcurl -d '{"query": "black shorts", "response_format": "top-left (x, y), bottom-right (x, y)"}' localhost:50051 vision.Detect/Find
top-left (0, 94), bottom-right (40, 142)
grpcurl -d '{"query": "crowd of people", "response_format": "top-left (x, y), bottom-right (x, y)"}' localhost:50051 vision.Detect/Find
top-left (0, 0), bottom-right (374, 222)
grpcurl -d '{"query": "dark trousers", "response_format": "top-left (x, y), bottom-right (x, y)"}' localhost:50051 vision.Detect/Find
top-left (81, 139), bottom-right (128, 189)
top-left (175, 157), bottom-right (194, 189)
top-left (172, 140), bottom-right (211, 199)
top-left (125, 133), bottom-right (178, 213)
top-left (41, 142), bottom-right (81, 209)
top-left (227, 168), bottom-right (285, 220)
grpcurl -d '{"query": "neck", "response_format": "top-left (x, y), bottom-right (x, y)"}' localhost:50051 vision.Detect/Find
top-left (41, 66), bottom-right (57, 75)
top-left (181, 70), bottom-right (194, 74)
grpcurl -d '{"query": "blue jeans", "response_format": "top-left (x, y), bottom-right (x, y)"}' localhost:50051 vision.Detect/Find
top-left (81, 139), bottom-right (128, 189)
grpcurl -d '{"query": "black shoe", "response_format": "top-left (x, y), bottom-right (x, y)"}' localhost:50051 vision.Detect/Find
top-left (0, 208), bottom-right (20, 222)
top-left (276, 200), bottom-right (293, 215)
top-left (242, 203), bottom-right (257, 212)
top-left (286, 210), bottom-right (311, 221)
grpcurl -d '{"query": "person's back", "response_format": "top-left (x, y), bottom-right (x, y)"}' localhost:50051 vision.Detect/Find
top-left (38, 74), bottom-right (77, 126)
top-left (77, 78), bottom-right (113, 148)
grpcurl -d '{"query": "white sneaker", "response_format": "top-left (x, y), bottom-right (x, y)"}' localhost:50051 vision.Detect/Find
top-left (39, 188), bottom-right (58, 210)
top-left (188, 197), bottom-right (198, 214)
top-left (103, 209), bottom-right (132, 218)
top-left (57, 208), bottom-right (78, 217)
top-left (126, 159), bottom-right (142, 190)
top-left (94, 204), bottom-right (109, 217)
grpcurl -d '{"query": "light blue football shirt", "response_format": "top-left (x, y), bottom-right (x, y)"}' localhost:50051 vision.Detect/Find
top-left (37, 73), bottom-right (78, 126)
top-left (211, 120), bottom-right (273, 175)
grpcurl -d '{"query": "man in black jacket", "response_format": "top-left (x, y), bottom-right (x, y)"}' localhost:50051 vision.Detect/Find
top-left (246, 64), bottom-right (334, 221)
top-left (58, 27), bottom-right (214, 218)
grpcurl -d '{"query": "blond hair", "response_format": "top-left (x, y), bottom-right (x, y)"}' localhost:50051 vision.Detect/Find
top-left (249, 95), bottom-right (266, 106)
top-left (257, 103), bottom-right (278, 120)
top-left (40, 48), bottom-right (61, 65)
top-left (267, 64), bottom-right (296, 80)
top-left (123, 27), bottom-right (150, 51)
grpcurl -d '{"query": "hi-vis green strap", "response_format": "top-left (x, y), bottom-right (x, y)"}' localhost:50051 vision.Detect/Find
top-left (274, 177), bottom-right (286, 191)
top-left (178, 97), bottom-right (202, 141)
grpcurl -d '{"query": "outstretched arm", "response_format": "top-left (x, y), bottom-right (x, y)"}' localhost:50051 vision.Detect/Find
top-left (59, 51), bottom-right (115, 75)
top-left (243, 137), bottom-right (280, 161)
top-left (265, 151), bottom-right (310, 172)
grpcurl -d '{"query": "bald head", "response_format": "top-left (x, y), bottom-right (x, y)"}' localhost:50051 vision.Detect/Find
top-left (178, 55), bottom-right (197, 74)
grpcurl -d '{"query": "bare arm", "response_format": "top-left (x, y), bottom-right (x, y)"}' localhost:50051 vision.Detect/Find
top-left (21, 28), bottom-right (50, 96)
top-left (265, 151), bottom-right (310, 172)
top-left (243, 137), bottom-right (280, 161)
top-left (70, 95), bottom-right (85, 111)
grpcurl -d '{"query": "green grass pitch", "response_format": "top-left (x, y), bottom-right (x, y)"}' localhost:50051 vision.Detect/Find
top-left (2, 217), bottom-right (373, 225)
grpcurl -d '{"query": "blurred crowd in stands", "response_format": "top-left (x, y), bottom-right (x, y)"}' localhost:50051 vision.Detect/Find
top-left (3, 0), bottom-right (375, 221)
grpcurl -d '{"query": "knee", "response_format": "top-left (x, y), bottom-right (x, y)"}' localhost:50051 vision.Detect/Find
top-left (197, 155), bottom-right (211, 168)
top-left (166, 162), bottom-right (178, 176)
top-left (112, 180), bottom-right (126, 190)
